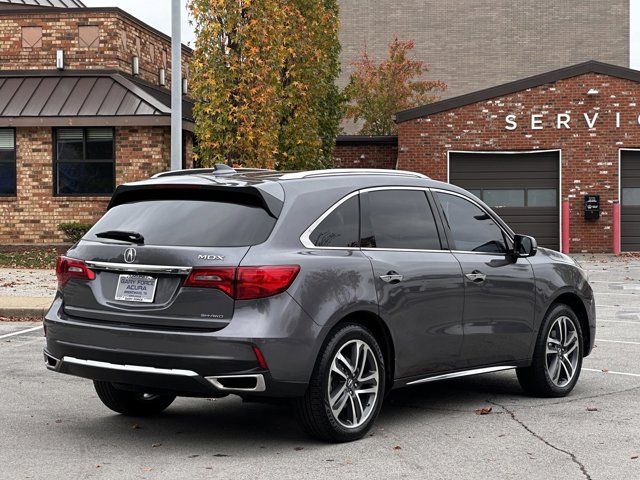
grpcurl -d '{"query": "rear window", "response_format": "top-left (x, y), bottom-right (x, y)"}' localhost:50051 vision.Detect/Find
top-left (85, 200), bottom-right (276, 247)
top-left (308, 195), bottom-right (360, 248)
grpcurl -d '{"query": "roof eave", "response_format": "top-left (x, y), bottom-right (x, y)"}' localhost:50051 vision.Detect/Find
top-left (396, 60), bottom-right (640, 123)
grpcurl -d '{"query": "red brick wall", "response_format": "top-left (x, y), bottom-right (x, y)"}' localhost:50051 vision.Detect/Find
top-left (0, 126), bottom-right (171, 244)
top-left (397, 72), bottom-right (640, 253)
top-left (0, 8), bottom-right (191, 89)
top-left (334, 141), bottom-right (398, 170)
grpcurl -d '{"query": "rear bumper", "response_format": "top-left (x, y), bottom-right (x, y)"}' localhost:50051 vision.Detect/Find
top-left (44, 295), bottom-right (321, 398)
top-left (43, 350), bottom-right (274, 397)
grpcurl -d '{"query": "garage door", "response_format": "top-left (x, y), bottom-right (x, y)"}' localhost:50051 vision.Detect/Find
top-left (449, 152), bottom-right (560, 250)
top-left (621, 151), bottom-right (640, 251)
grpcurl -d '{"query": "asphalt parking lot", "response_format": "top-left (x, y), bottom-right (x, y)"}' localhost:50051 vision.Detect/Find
top-left (1, 255), bottom-right (639, 480)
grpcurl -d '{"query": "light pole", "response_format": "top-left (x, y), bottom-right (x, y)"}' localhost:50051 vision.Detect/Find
top-left (171, 0), bottom-right (182, 171)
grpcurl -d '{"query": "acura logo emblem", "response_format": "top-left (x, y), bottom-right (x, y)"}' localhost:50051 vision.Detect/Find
top-left (124, 248), bottom-right (137, 264)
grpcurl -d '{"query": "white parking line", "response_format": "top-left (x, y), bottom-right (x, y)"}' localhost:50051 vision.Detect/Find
top-left (583, 368), bottom-right (640, 378)
top-left (0, 326), bottom-right (43, 340)
top-left (599, 320), bottom-right (640, 325)
top-left (596, 339), bottom-right (640, 346)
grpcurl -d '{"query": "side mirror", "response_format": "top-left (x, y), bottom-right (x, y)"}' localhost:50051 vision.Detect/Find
top-left (513, 234), bottom-right (538, 258)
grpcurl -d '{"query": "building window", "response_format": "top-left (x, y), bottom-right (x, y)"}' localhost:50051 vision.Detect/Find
top-left (22, 26), bottom-right (42, 49)
top-left (78, 25), bottom-right (100, 49)
top-left (0, 129), bottom-right (16, 196)
top-left (54, 128), bottom-right (115, 196)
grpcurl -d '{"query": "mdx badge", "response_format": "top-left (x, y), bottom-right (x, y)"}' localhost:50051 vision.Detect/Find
top-left (198, 255), bottom-right (225, 261)
top-left (124, 248), bottom-right (137, 264)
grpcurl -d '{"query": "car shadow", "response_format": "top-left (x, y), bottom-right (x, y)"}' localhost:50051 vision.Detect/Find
top-left (59, 373), bottom-right (528, 451)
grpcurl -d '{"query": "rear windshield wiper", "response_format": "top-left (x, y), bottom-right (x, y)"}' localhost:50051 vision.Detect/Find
top-left (96, 230), bottom-right (145, 244)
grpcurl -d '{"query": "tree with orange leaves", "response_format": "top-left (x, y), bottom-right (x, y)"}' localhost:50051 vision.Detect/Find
top-left (188, 0), bottom-right (341, 170)
top-left (344, 38), bottom-right (447, 135)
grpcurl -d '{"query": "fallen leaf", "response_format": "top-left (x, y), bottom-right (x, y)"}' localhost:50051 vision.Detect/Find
top-left (602, 368), bottom-right (610, 373)
top-left (586, 407), bottom-right (598, 412)
top-left (213, 454), bottom-right (229, 457)
top-left (294, 447), bottom-right (304, 451)
top-left (393, 445), bottom-right (402, 450)
top-left (152, 443), bottom-right (162, 448)
top-left (475, 406), bottom-right (493, 415)
top-left (632, 455), bottom-right (639, 460)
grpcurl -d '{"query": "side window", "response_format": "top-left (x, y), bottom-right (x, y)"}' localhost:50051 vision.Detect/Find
top-left (363, 190), bottom-right (441, 250)
top-left (0, 129), bottom-right (16, 196)
top-left (308, 195), bottom-right (360, 248)
top-left (436, 192), bottom-right (508, 253)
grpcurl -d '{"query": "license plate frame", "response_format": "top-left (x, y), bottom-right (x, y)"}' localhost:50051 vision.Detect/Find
top-left (114, 275), bottom-right (158, 303)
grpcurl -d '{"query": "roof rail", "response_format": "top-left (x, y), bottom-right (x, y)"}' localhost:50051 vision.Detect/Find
top-left (280, 169), bottom-right (430, 180)
top-left (152, 164), bottom-right (237, 179)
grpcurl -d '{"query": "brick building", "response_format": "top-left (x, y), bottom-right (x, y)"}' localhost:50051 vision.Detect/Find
top-left (338, 0), bottom-right (629, 99)
top-left (343, 61), bottom-right (640, 254)
top-left (0, 0), bottom-right (194, 243)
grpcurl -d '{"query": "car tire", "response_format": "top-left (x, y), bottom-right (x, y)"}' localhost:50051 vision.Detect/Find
top-left (93, 381), bottom-right (176, 416)
top-left (295, 323), bottom-right (386, 443)
top-left (517, 304), bottom-right (584, 397)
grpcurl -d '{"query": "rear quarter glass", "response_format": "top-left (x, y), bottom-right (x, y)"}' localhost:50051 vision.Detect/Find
top-left (85, 199), bottom-right (277, 247)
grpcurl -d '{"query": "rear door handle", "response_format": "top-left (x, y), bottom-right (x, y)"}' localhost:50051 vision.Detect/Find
top-left (380, 271), bottom-right (404, 284)
top-left (465, 271), bottom-right (487, 283)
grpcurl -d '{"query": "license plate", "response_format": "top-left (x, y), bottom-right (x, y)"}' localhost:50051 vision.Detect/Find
top-left (115, 275), bottom-right (158, 303)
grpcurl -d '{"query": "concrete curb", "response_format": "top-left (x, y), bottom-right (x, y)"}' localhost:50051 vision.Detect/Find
top-left (0, 307), bottom-right (48, 318)
top-left (0, 297), bottom-right (52, 319)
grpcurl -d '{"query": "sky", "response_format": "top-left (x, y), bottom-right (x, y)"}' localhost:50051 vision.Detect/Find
top-left (86, 0), bottom-right (640, 69)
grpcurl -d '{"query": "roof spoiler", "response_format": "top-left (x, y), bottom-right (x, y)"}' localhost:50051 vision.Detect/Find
top-left (108, 182), bottom-right (285, 218)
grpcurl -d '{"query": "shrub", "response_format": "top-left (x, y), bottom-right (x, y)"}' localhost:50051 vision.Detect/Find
top-left (58, 222), bottom-right (93, 243)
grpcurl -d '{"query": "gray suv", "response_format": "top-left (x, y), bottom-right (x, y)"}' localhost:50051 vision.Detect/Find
top-left (44, 168), bottom-right (596, 442)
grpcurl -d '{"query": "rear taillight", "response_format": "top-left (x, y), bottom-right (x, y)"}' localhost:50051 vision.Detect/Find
top-left (184, 268), bottom-right (236, 297)
top-left (235, 266), bottom-right (300, 300)
top-left (184, 265), bottom-right (300, 300)
top-left (56, 256), bottom-right (95, 288)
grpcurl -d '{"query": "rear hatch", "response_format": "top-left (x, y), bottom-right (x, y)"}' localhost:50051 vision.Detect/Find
top-left (60, 179), bottom-right (283, 331)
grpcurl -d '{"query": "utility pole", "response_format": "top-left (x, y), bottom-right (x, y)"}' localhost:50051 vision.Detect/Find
top-left (171, 0), bottom-right (182, 171)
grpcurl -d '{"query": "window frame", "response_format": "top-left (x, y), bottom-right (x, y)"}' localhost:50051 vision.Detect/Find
top-left (53, 127), bottom-right (116, 197)
top-left (467, 187), bottom-right (558, 208)
top-left (300, 190), bottom-right (361, 250)
top-left (360, 187), bottom-right (445, 252)
top-left (300, 186), bottom-right (448, 253)
top-left (0, 128), bottom-right (17, 197)
top-left (432, 188), bottom-right (515, 256)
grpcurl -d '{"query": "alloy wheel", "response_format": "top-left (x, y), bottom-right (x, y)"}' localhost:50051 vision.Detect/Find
top-left (327, 339), bottom-right (380, 429)
top-left (545, 316), bottom-right (580, 387)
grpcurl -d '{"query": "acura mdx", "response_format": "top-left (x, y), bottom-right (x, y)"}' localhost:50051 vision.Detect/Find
top-left (44, 168), bottom-right (596, 442)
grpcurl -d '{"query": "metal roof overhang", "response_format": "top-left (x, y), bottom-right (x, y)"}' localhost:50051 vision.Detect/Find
top-left (0, 70), bottom-right (195, 132)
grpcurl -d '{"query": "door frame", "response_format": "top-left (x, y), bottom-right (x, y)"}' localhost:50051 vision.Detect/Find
top-left (446, 149), bottom-right (563, 250)
top-left (617, 148), bottom-right (640, 252)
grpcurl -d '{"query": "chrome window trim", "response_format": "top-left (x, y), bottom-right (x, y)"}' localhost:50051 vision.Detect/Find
top-left (300, 190), bottom-right (361, 249)
top-left (301, 186), bottom-right (445, 251)
top-left (282, 169), bottom-right (430, 180)
top-left (61, 357), bottom-right (199, 377)
top-left (362, 248), bottom-right (445, 254)
top-left (431, 188), bottom-right (516, 255)
top-left (85, 261), bottom-right (192, 275)
top-left (301, 186), bottom-right (516, 255)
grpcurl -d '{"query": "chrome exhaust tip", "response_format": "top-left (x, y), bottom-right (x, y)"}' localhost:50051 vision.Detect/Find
top-left (205, 374), bottom-right (266, 393)
top-left (44, 352), bottom-right (59, 370)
